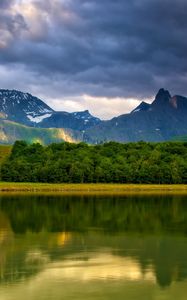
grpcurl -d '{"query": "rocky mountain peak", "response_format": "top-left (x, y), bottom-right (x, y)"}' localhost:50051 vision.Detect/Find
top-left (0, 89), bottom-right (53, 119)
top-left (154, 88), bottom-right (171, 103)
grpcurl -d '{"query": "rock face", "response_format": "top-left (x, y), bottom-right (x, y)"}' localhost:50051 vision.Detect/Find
top-left (0, 88), bottom-right (187, 144)
top-left (84, 89), bottom-right (187, 143)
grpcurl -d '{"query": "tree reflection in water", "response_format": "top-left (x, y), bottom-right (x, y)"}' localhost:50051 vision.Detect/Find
top-left (0, 194), bottom-right (187, 289)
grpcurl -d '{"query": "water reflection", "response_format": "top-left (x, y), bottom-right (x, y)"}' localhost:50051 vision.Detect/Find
top-left (47, 253), bottom-right (155, 282)
top-left (0, 194), bottom-right (187, 299)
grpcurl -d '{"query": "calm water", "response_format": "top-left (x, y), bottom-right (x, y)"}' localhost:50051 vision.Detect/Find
top-left (0, 194), bottom-right (187, 300)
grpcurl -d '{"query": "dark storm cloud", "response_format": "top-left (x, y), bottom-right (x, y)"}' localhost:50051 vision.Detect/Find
top-left (0, 0), bottom-right (27, 43)
top-left (0, 0), bottom-right (13, 8)
top-left (1, 0), bottom-right (187, 100)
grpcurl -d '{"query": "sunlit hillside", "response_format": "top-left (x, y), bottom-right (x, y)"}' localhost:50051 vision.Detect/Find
top-left (0, 119), bottom-right (81, 145)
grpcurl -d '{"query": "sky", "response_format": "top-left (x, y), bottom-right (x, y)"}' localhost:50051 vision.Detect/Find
top-left (0, 0), bottom-right (187, 119)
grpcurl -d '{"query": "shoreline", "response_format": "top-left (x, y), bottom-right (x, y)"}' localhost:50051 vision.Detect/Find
top-left (1, 182), bottom-right (187, 195)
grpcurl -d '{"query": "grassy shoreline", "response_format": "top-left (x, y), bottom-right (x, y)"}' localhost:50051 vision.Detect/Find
top-left (1, 182), bottom-right (187, 195)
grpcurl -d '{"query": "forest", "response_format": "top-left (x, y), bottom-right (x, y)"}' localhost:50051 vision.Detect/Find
top-left (1, 140), bottom-right (187, 183)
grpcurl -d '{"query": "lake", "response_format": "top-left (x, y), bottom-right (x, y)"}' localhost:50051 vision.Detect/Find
top-left (0, 193), bottom-right (187, 299)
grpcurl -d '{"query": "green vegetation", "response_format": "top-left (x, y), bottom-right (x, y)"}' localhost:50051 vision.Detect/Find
top-left (1, 140), bottom-right (187, 184)
top-left (0, 145), bottom-right (12, 166)
top-left (0, 119), bottom-right (80, 145)
top-left (1, 182), bottom-right (187, 193)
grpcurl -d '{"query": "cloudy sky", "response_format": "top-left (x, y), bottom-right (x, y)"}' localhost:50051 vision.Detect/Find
top-left (0, 0), bottom-right (187, 119)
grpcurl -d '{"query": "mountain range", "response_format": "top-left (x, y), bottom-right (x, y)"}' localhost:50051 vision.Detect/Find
top-left (0, 88), bottom-right (187, 144)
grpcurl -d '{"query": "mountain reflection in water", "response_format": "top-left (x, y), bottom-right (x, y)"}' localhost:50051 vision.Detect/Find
top-left (0, 194), bottom-right (187, 300)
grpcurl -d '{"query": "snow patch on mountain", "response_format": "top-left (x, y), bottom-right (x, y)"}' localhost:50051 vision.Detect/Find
top-left (27, 113), bottom-right (52, 123)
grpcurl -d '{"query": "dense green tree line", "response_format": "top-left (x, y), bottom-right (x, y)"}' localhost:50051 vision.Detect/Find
top-left (1, 140), bottom-right (187, 183)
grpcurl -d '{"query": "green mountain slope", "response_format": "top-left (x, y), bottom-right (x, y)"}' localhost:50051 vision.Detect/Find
top-left (0, 119), bottom-right (81, 145)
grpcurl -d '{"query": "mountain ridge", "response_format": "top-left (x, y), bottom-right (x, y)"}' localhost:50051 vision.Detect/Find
top-left (1, 88), bottom-right (187, 144)
top-left (0, 89), bottom-right (101, 131)
top-left (85, 88), bottom-right (187, 143)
